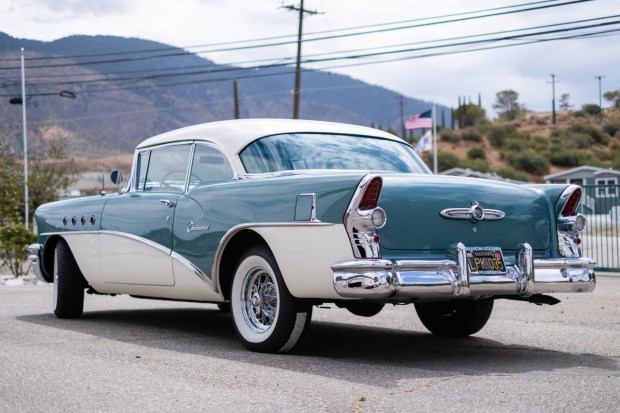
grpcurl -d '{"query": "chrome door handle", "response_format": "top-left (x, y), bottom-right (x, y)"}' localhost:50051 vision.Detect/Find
top-left (160, 199), bottom-right (175, 208)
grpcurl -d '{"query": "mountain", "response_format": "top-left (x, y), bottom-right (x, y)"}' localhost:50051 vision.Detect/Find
top-left (0, 33), bottom-right (449, 157)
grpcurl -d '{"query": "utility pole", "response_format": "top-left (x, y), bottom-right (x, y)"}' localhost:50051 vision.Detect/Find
top-left (595, 75), bottom-right (605, 119)
top-left (399, 95), bottom-right (405, 138)
top-left (20, 48), bottom-right (29, 230)
top-left (549, 74), bottom-right (557, 125)
top-left (281, 0), bottom-right (322, 119)
top-left (233, 80), bottom-right (240, 119)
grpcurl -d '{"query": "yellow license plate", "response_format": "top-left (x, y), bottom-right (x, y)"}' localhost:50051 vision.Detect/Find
top-left (466, 247), bottom-right (507, 275)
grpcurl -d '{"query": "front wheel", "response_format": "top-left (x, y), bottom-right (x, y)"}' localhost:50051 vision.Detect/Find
top-left (414, 299), bottom-right (494, 337)
top-left (230, 246), bottom-right (311, 353)
top-left (53, 239), bottom-right (86, 319)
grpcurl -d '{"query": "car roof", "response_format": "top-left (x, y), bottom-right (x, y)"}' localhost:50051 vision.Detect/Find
top-left (136, 118), bottom-right (406, 155)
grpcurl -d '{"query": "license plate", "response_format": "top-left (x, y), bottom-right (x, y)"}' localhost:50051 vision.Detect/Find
top-left (466, 247), bottom-right (507, 275)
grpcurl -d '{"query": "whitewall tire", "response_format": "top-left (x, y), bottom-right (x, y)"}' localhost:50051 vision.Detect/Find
top-left (231, 246), bottom-right (311, 353)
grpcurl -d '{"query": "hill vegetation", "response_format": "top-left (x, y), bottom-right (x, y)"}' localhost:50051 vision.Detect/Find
top-left (419, 104), bottom-right (620, 183)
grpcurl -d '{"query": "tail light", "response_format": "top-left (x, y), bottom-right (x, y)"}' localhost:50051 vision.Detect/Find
top-left (557, 185), bottom-right (586, 257)
top-left (561, 187), bottom-right (582, 217)
top-left (344, 174), bottom-right (388, 259)
top-left (358, 177), bottom-right (382, 210)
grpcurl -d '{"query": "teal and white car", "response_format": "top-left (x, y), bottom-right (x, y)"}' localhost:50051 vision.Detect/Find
top-left (29, 119), bottom-right (595, 353)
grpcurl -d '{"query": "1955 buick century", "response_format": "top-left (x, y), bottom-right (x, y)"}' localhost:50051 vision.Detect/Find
top-left (29, 119), bottom-right (595, 353)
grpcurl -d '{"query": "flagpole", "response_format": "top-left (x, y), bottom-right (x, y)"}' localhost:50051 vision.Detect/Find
top-left (432, 103), bottom-right (437, 174)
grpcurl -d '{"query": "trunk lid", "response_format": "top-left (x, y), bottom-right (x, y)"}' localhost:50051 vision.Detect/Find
top-left (378, 174), bottom-right (552, 253)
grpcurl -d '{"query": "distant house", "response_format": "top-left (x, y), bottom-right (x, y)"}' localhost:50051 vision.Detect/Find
top-left (544, 166), bottom-right (620, 215)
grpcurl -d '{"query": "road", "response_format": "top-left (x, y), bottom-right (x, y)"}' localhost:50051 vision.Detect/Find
top-left (0, 276), bottom-right (618, 413)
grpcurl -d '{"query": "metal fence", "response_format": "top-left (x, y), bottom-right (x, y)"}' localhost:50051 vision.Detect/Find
top-left (580, 184), bottom-right (620, 272)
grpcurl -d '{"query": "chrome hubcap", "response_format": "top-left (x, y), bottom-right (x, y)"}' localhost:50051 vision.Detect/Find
top-left (242, 268), bottom-right (278, 333)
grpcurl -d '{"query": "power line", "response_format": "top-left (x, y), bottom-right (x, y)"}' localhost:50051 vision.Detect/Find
top-left (17, 14), bottom-right (618, 84)
top-left (3, 24), bottom-right (617, 99)
top-left (6, 16), bottom-right (617, 91)
top-left (0, 0), bottom-right (566, 63)
top-left (0, 0), bottom-right (594, 70)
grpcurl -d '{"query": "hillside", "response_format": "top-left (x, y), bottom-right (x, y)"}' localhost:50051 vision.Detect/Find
top-left (423, 109), bottom-right (620, 182)
top-left (0, 33), bottom-right (447, 158)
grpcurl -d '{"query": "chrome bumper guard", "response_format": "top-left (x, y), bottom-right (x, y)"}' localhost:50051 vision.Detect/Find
top-left (332, 243), bottom-right (595, 300)
top-left (27, 243), bottom-right (46, 283)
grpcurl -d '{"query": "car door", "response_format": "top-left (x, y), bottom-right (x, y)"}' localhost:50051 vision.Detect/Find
top-left (100, 144), bottom-right (192, 286)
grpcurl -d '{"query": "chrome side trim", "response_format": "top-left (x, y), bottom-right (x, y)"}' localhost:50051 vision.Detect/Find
top-left (39, 230), bottom-right (209, 286)
top-left (333, 244), bottom-right (596, 300)
top-left (170, 250), bottom-right (211, 286)
top-left (211, 221), bottom-right (334, 295)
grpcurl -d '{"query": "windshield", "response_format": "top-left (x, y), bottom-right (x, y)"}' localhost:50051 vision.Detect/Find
top-left (240, 133), bottom-right (430, 174)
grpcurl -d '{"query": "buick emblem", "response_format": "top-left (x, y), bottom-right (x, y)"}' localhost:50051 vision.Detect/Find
top-left (440, 202), bottom-right (505, 222)
top-left (470, 202), bottom-right (485, 221)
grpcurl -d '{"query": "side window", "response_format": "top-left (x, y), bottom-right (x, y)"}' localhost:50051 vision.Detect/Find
top-left (135, 150), bottom-right (151, 191)
top-left (139, 145), bottom-right (192, 192)
top-left (188, 144), bottom-right (234, 190)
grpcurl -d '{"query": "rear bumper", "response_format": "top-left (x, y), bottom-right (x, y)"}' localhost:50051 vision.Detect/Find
top-left (332, 243), bottom-right (595, 300)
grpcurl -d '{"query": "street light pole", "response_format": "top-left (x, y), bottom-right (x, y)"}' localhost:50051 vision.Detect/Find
top-left (20, 48), bottom-right (29, 230)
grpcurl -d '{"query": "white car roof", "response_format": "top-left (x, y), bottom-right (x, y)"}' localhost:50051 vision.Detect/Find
top-left (136, 118), bottom-right (406, 155)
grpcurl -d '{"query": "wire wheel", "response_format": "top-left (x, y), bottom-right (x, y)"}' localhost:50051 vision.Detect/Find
top-left (230, 246), bottom-right (312, 353)
top-left (241, 267), bottom-right (279, 334)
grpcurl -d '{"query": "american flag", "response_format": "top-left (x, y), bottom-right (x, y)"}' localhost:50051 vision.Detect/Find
top-left (404, 109), bottom-right (432, 130)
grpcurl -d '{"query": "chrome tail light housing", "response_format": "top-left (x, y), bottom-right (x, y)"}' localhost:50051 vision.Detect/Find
top-left (557, 185), bottom-right (586, 257)
top-left (344, 174), bottom-right (387, 258)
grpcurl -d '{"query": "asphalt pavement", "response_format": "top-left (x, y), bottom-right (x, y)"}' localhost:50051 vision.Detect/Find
top-left (0, 275), bottom-right (618, 412)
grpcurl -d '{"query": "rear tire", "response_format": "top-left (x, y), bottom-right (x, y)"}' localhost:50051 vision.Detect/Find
top-left (230, 246), bottom-right (311, 353)
top-left (414, 299), bottom-right (493, 337)
top-left (53, 239), bottom-right (86, 319)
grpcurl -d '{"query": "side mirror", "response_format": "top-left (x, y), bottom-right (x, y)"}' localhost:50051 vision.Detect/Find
top-left (110, 170), bottom-right (123, 185)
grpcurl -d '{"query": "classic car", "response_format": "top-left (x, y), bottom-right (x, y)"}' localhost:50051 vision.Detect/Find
top-left (29, 118), bottom-right (596, 353)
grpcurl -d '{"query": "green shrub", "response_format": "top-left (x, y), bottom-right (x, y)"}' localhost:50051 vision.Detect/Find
top-left (506, 140), bottom-right (527, 152)
top-left (603, 120), bottom-right (620, 137)
top-left (0, 224), bottom-right (36, 277)
top-left (436, 153), bottom-right (461, 172)
top-left (488, 126), bottom-right (508, 148)
top-left (510, 151), bottom-right (549, 175)
top-left (581, 104), bottom-right (601, 116)
top-left (568, 124), bottom-right (608, 145)
top-left (565, 132), bottom-right (594, 149)
top-left (533, 136), bottom-right (549, 151)
top-left (467, 147), bottom-right (486, 160)
top-left (549, 149), bottom-right (589, 167)
top-left (463, 159), bottom-right (491, 172)
top-left (461, 129), bottom-right (483, 142)
top-left (495, 167), bottom-right (530, 182)
top-left (440, 129), bottom-right (461, 143)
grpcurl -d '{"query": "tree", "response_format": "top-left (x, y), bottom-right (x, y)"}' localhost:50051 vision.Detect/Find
top-left (0, 138), bottom-right (75, 277)
top-left (0, 224), bottom-right (36, 277)
top-left (461, 103), bottom-right (486, 127)
top-left (603, 89), bottom-right (620, 109)
top-left (492, 90), bottom-right (525, 121)
top-left (559, 93), bottom-right (573, 111)
top-left (0, 139), bottom-right (76, 226)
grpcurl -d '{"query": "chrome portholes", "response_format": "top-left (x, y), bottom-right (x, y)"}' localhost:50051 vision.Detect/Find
top-left (62, 214), bottom-right (97, 226)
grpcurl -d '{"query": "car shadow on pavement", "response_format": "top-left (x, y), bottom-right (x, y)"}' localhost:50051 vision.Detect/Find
top-left (17, 306), bottom-right (618, 386)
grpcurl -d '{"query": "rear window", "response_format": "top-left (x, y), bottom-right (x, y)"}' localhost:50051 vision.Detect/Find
top-left (240, 133), bottom-right (429, 174)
